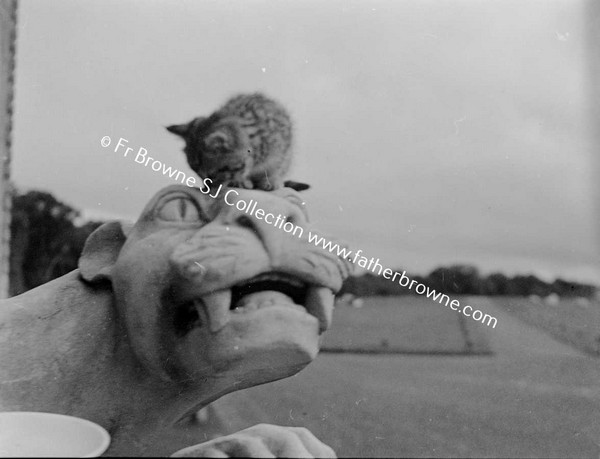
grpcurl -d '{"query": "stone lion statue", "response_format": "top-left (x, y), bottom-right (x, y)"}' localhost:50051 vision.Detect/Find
top-left (0, 185), bottom-right (352, 457)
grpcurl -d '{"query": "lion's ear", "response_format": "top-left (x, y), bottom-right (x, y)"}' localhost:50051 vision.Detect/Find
top-left (79, 221), bottom-right (132, 283)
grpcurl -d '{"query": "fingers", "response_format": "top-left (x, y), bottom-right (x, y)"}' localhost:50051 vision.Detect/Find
top-left (171, 424), bottom-right (336, 458)
top-left (243, 424), bottom-right (333, 458)
top-left (252, 426), bottom-right (313, 458)
top-left (220, 434), bottom-right (276, 458)
top-left (171, 444), bottom-right (229, 457)
top-left (288, 427), bottom-right (337, 458)
top-left (171, 432), bottom-right (278, 458)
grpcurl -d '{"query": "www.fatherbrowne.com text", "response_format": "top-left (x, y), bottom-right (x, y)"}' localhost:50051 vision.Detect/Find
top-left (305, 233), bottom-right (498, 328)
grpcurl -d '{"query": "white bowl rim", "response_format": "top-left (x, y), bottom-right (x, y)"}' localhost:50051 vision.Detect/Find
top-left (0, 411), bottom-right (111, 458)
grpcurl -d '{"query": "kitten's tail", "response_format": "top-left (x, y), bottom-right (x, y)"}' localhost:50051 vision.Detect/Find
top-left (284, 180), bottom-right (310, 192)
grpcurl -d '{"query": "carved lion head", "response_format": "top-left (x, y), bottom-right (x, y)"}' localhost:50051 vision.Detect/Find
top-left (78, 185), bottom-right (351, 395)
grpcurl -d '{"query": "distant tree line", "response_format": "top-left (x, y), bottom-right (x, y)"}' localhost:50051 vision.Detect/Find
top-left (9, 190), bottom-right (103, 296)
top-left (9, 190), bottom-right (597, 300)
top-left (340, 265), bottom-right (597, 298)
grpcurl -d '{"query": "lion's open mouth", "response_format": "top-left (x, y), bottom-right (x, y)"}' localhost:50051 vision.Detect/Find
top-left (230, 272), bottom-right (307, 311)
top-left (173, 272), bottom-right (333, 337)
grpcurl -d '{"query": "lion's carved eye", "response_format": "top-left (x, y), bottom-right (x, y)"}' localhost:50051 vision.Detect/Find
top-left (285, 194), bottom-right (309, 221)
top-left (157, 197), bottom-right (202, 222)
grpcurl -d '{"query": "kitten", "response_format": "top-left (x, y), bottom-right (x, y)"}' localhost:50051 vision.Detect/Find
top-left (167, 93), bottom-right (297, 191)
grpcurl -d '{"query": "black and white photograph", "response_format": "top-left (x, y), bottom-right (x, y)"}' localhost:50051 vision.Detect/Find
top-left (0, 0), bottom-right (599, 457)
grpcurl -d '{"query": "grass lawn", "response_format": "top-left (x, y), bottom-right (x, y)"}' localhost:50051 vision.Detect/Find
top-left (209, 296), bottom-right (600, 457)
top-left (493, 296), bottom-right (600, 356)
top-left (321, 296), bottom-right (493, 355)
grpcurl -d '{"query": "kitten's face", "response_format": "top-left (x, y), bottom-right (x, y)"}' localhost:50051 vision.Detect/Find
top-left (168, 116), bottom-right (251, 181)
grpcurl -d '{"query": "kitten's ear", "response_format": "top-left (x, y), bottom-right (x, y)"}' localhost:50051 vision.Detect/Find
top-left (167, 117), bottom-right (207, 138)
top-left (166, 123), bottom-right (190, 138)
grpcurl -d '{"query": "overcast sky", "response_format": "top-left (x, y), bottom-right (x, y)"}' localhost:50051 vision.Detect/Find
top-left (11, 0), bottom-right (599, 284)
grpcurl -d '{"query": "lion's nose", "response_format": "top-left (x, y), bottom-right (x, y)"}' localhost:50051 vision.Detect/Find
top-left (220, 192), bottom-right (307, 266)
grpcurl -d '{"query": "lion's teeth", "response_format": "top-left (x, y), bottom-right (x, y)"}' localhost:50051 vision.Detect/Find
top-left (201, 290), bottom-right (232, 333)
top-left (241, 273), bottom-right (304, 289)
top-left (232, 301), bottom-right (259, 313)
top-left (305, 287), bottom-right (335, 334)
top-left (232, 291), bottom-right (297, 313)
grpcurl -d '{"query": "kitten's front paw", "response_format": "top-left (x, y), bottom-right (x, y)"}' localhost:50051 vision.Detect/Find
top-left (256, 177), bottom-right (284, 191)
top-left (226, 179), bottom-right (253, 189)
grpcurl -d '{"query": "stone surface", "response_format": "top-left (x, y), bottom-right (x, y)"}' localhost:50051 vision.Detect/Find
top-left (0, 185), bottom-right (351, 456)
